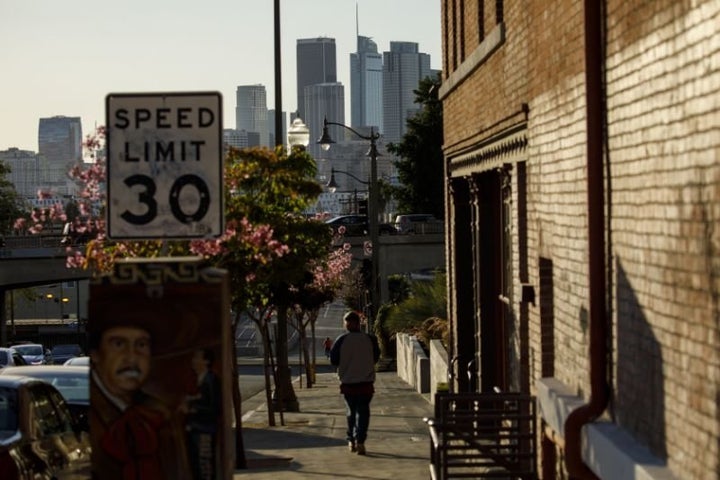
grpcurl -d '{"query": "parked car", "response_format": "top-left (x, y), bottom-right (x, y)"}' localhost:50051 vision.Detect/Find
top-left (325, 214), bottom-right (397, 236)
top-left (63, 356), bottom-right (90, 366)
top-left (11, 344), bottom-right (50, 366)
top-left (0, 365), bottom-right (90, 432)
top-left (0, 375), bottom-right (91, 479)
top-left (0, 348), bottom-right (27, 368)
top-left (50, 344), bottom-right (83, 365)
top-left (394, 214), bottom-right (443, 234)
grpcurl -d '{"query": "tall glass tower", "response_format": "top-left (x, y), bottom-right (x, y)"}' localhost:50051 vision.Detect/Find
top-left (37, 116), bottom-right (82, 195)
top-left (382, 42), bottom-right (431, 145)
top-left (304, 83), bottom-right (345, 158)
top-left (235, 85), bottom-right (269, 147)
top-left (296, 37), bottom-right (337, 122)
top-left (350, 36), bottom-right (383, 131)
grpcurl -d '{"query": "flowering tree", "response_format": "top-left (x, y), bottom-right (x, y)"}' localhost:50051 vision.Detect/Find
top-left (213, 145), bottom-right (338, 415)
top-left (12, 192), bottom-right (66, 234)
top-left (288, 244), bottom-right (352, 387)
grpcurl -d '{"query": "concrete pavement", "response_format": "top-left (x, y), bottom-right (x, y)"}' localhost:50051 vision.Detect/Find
top-left (235, 365), bottom-right (434, 479)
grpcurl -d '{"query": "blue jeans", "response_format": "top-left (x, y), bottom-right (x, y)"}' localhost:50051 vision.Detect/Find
top-left (343, 394), bottom-right (373, 444)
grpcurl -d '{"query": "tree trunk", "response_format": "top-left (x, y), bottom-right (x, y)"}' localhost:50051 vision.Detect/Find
top-left (273, 304), bottom-right (298, 411)
top-left (260, 324), bottom-right (276, 426)
top-left (309, 309), bottom-right (319, 385)
top-left (231, 313), bottom-right (247, 469)
top-left (300, 329), bottom-right (313, 388)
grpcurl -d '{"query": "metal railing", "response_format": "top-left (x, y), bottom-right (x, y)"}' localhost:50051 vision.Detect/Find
top-left (426, 392), bottom-right (537, 480)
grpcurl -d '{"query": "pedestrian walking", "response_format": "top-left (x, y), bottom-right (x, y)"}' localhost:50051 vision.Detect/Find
top-left (323, 337), bottom-right (333, 358)
top-left (329, 311), bottom-right (380, 455)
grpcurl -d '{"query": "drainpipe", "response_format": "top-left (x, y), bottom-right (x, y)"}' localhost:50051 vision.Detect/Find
top-left (564, 0), bottom-right (610, 478)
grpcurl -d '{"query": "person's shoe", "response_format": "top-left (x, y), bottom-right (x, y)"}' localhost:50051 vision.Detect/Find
top-left (348, 441), bottom-right (356, 453)
top-left (356, 443), bottom-right (366, 455)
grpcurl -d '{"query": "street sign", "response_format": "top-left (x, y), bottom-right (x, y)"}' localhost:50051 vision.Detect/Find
top-left (106, 92), bottom-right (224, 239)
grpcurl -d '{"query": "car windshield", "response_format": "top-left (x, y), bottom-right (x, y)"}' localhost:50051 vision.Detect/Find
top-left (51, 376), bottom-right (89, 403)
top-left (0, 387), bottom-right (19, 436)
top-left (53, 345), bottom-right (80, 355)
top-left (65, 357), bottom-right (90, 366)
top-left (13, 345), bottom-right (43, 356)
top-left (13, 371), bottom-right (89, 403)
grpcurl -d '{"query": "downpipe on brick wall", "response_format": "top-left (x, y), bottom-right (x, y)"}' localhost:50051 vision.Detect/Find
top-left (563, 0), bottom-right (610, 479)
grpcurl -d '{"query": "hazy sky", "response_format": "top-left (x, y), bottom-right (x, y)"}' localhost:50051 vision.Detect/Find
top-left (0, 0), bottom-right (442, 152)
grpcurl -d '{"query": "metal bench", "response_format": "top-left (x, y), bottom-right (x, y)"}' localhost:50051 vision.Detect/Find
top-left (425, 392), bottom-right (537, 480)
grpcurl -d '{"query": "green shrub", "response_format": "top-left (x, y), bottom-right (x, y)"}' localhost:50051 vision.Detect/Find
top-left (384, 272), bottom-right (447, 352)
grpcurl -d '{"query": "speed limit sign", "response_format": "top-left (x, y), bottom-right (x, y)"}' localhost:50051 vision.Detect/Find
top-left (106, 92), bottom-right (224, 240)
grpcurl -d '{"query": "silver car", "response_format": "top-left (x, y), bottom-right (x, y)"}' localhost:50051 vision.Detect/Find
top-left (0, 375), bottom-right (91, 478)
top-left (11, 344), bottom-right (50, 366)
top-left (0, 365), bottom-right (90, 432)
top-left (0, 347), bottom-right (27, 367)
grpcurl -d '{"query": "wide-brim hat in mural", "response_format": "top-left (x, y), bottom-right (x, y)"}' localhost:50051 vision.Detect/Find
top-left (88, 296), bottom-right (205, 358)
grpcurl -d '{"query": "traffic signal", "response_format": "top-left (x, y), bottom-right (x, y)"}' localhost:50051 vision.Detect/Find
top-left (358, 199), bottom-right (368, 215)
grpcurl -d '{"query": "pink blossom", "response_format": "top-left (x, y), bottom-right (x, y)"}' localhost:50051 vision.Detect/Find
top-left (13, 218), bottom-right (26, 231)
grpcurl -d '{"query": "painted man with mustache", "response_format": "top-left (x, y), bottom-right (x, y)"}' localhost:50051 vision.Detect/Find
top-left (89, 324), bottom-right (191, 480)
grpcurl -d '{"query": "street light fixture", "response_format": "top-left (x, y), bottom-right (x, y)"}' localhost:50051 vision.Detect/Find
top-left (287, 118), bottom-right (310, 149)
top-left (326, 167), bottom-right (369, 193)
top-left (318, 117), bottom-right (381, 328)
top-left (326, 168), bottom-right (369, 215)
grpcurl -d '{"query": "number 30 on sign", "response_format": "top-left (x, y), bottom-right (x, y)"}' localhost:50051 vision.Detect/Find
top-left (106, 92), bottom-right (224, 240)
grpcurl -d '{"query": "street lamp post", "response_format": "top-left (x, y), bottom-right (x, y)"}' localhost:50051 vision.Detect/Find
top-left (273, 0), bottom-right (282, 147)
top-left (271, 1), bottom-right (312, 415)
top-left (318, 117), bottom-right (381, 329)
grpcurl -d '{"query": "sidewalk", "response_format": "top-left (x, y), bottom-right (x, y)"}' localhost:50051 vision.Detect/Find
top-left (235, 368), bottom-right (434, 479)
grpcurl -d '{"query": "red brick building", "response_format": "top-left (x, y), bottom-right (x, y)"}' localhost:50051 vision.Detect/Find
top-left (439, 0), bottom-right (719, 478)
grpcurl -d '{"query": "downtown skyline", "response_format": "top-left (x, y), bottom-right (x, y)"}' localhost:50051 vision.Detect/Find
top-left (1, 0), bottom-right (441, 153)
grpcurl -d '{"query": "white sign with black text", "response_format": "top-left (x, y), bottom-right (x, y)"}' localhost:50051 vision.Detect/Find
top-left (106, 92), bottom-right (223, 239)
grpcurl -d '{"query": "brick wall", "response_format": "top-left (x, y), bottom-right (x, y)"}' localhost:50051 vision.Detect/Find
top-left (526, 74), bottom-right (590, 394)
top-left (442, 0), bottom-right (720, 477)
top-left (442, 1), bottom-right (529, 156)
top-left (605, 0), bottom-right (720, 475)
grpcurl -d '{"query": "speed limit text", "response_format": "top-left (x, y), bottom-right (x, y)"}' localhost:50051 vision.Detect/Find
top-left (112, 107), bottom-right (216, 162)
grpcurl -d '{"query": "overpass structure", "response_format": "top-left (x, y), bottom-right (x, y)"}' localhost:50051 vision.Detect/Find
top-left (0, 240), bottom-right (91, 346)
top-left (0, 248), bottom-right (90, 289)
top-left (1, 233), bottom-right (445, 344)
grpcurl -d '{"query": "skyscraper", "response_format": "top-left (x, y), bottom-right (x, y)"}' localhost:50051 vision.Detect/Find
top-left (222, 129), bottom-right (249, 150)
top-left (304, 83), bottom-right (345, 158)
top-left (350, 35), bottom-right (383, 131)
top-left (296, 37), bottom-right (337, 122)
top-left (38, 116), bottom-right (82, 195)
top-left (235, 85), bottom-right (269, 147)
top-left (382, 42), bottom-right (431, 145)
top-left (0, 147), bottom-right (40, 198)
